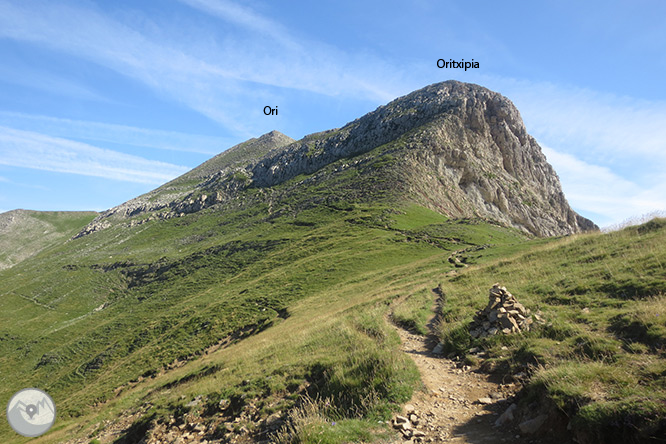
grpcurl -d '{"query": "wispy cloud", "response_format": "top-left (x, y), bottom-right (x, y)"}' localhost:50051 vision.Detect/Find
top-left (0, 126), bottom-right (188, 184)
top-left (542, 146), bottom-right (666, 226)
top-left (0, 112), bottom-right (228, 155)
top-left (176, 0), bottom-right (295, 49)
top-left (0, 0), bottom-right (405, 136)
top-left (494, 78), bottom-right (666, 167)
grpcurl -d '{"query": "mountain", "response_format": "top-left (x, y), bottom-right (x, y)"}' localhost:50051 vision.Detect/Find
top-left (245, 81), bottom-right (596, 236)
top-left (0, 210), bottom-right (97, 270)
top-left (75, 81), bottom-right (595, 240)
top-left (73, 130), bottom-right (294, 238)
top-left (3, 82), bottom-right (661, 444)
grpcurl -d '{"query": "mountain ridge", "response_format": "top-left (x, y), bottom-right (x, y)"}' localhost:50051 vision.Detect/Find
top-left (1, 83), bottom-right (663, 444)
top-left (75, 80), bottom-right (596, 239)
top-left (0, 209), bottom-right (97, 269)
top-left (72, 130), bottom-right (295, 238)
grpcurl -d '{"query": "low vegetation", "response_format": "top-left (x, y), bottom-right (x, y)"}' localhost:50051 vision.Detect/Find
top-left (0, 195), bottom-right (525, 443)
top-left (1, 194), bottom-right (663, 443)
top-left (0, 210), bottom-right (97, 270)
top-left (436, 218), bottom-right (666, 442)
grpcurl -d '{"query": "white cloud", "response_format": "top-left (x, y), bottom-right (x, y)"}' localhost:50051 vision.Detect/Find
top-left (0, 112), bottom-right (228, 155)
top-left (176, 0), bottom-right (295, 49)
top-left (0, 0), bottom-right (405, 136)
top-left (495, 79), bottom-right (666, 166)
top-left (542, 146), bottom-right (666, 227)
top-left (0, 126), bottom-right (188, 184)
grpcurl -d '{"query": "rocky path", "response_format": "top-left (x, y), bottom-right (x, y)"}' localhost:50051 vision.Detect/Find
top-left (389, 296), bottom-right (548, 443)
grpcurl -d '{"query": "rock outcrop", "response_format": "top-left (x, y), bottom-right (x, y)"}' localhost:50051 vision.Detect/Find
top-left (246, 81), bottom-right (597, 236)
top-left (73, 81), bottom-right (597, 239)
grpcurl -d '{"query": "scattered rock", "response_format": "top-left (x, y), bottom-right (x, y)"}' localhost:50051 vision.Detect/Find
top-left (185, 396), bottom-right (202, 407)
top-left (477, 397), bottom-right (493, 405)
top-left (494, 403), bottom-right (517, 427)
top-left (393, 411), bottom-right (427, 441)
top-left (394, 415), bottom-right (409, 425)
top-left (518, 414), bottom-right (549, 435)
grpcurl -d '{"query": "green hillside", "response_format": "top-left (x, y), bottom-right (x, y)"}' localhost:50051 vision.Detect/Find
top-left (1, 81), bottom-right (663, 443)
top-left (0, 210), bottom-right (98, 270)
top-left (3, 197), bottom-right (664, 443)
top-left (434, 219), bottom-right (666, 443)
top-left (0, 195), bottom-right (528, 443)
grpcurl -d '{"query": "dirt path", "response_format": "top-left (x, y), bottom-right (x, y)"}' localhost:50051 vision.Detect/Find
top-left (389, 293), bottom-right (546, 444)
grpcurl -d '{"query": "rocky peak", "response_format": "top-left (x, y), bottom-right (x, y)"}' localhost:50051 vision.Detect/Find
top-left (73, 131), bottom-right (295, 238)
top-left (246, 81), bottom-right (596, 236)
top-left (168, 130), bottom-right (294, 185)
top-left (248, 81), bottom-right (521, 187)
top-left (74, 81), bottom-right (597, 239)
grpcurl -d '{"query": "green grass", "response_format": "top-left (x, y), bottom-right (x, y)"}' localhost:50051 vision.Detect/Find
top-left (2, 197), bottom-right (522, 442)
top-left (389, 204), bottom-right (448, 231)
top-left (391, 288), bottom-right (435, 335)
top-left (2, 165), bottom-right (663, 443)
top-left (434, 219), bottom-right (666, 442)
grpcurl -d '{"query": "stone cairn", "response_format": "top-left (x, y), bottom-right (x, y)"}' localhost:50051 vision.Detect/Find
top-left (469, 284), bottom-right (542, 338)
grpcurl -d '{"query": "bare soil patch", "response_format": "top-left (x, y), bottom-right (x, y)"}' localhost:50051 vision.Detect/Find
top-left (389, 291), bottom-right (570, 444)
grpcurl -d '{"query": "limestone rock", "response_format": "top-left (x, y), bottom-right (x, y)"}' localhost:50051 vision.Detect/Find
top-left (248, 81), bottom-right (597, 237)
top-left (393, 410), bottom-right (427, 441)
top-left (495, 403), bottom-right (517, 427)
top-left (73, 81), bottom-right (597, 240)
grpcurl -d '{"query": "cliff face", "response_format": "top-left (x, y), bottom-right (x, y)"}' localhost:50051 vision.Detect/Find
top-left (75, 81), bottom-right (596, 239)
top-left (246, 81), bottom-right (596, 236)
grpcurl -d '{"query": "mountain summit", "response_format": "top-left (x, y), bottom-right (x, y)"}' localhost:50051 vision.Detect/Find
top-left (77, 81), bottom-right (595, 238)
top-left (245, 81), bottom-right (596, 236)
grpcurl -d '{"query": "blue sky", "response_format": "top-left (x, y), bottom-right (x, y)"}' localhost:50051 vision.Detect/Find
top-left (0, 0), bottom-right (664, 228)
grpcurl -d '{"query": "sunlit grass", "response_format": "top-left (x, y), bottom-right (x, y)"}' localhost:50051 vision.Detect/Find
top-left (436, 219), bottom-right (666, 440)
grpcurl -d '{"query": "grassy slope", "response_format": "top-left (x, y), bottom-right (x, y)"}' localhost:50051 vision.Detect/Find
top-left (2, 204), bottom-right (664, 443)
top-left (436, 219), bottom-right (666, 442)
top-left (0, 210), bottom-right (97, 270)
top-left (1, 138), bottom-right (663, 443)
top-left (0, 197), bottom-right (526, 442)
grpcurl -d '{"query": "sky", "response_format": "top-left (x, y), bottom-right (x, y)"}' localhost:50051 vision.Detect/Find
top-left (0, 0), bottom-right (664, 228)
